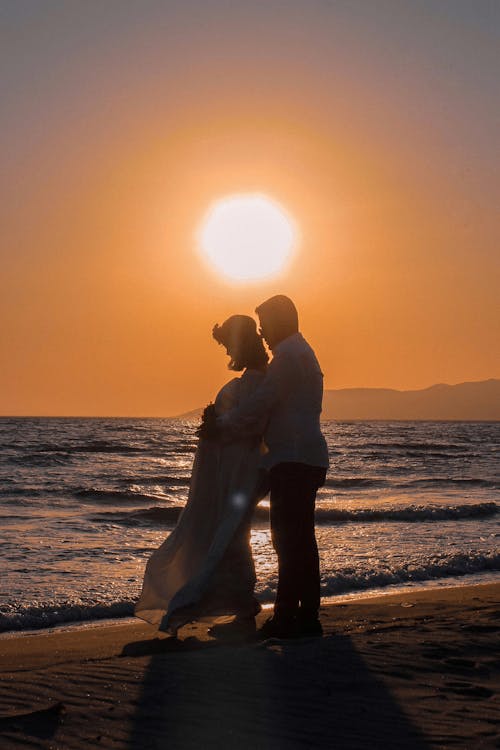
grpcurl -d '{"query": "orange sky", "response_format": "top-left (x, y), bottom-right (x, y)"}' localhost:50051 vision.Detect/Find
top-left (1, 1), bottom-right (499, 416)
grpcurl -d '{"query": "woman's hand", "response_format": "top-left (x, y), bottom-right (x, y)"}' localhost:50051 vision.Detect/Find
top-left (197, 403), bottom-right (220, 440)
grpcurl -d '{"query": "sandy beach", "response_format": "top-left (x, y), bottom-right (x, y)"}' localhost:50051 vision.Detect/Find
top-left (0, 582), bottom-right (497, 749)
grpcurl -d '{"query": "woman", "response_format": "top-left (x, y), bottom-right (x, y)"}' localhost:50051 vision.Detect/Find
top-left (135, 315), bottom-right (268, 635)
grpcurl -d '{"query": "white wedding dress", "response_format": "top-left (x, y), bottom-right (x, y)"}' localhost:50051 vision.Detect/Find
top-left (135, 369), bottom-right (266, 634)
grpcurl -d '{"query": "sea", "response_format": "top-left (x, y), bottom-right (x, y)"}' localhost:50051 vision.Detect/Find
top-left (0, 418), bottom-right (498, 633)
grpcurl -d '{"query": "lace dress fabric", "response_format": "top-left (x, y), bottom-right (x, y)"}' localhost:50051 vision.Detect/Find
top-left (135, 369), bottom-right (266, 633)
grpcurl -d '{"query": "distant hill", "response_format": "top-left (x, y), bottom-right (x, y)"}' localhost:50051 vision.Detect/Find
top-left (321, 379), bottom-right (500, 421)
top-left (175, 407), bottom-right (204, 420)
top-left (174, 379), bottom-right (500, 421)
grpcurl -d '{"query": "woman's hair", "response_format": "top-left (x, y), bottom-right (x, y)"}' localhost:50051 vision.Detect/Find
top-left (212, 315), bottom-right (269, 371)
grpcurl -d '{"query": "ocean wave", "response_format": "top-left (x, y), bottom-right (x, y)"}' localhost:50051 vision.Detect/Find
top-left (400, 478), bottom-right (499, 489)
top-left (164, 445), bottom-right (197, 455)
top-left (315, 502), bottom-right (498, 524)
top-left (34, 440), bottom-right (175, 456)
top-left (351, 450), bottom-right (481, 460)
top-left (91, 506), bottom-right (184, 525)
top-left (2, 551), bottom-right (498, 633)
top-left (93, 505), bottom-right (265, 526)
top-left (0, 487), bottom-right (49, 498)
top-left (323, 476), bottom-right (499, 492)
top-left (7, 452), bottom-right (74, 467)
top-left (352, 442), bottom-right (471, 452)
top-left (137, 475), bottom-right (189, 487)
top-left (0, 600), bottom-right (136, 633)
top-left (43, 441), bottom-right (146, 454)
top-left (89, 502), bottom-right (498, 527)
top-left (3, 437), bottom-right (196, 459)
top-left (75, 487), bottom-right (174, 504)
top-left (319, 551), bottom-right (500, 597)
top-left (324, 477), bottom-right (389, 489)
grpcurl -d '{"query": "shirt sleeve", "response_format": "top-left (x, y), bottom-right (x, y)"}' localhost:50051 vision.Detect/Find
top-left (217, 353), bottom-right (290, 438)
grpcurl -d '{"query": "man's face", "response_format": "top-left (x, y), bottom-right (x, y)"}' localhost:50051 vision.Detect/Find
top-left (258, 314), bottom-right (280, 350)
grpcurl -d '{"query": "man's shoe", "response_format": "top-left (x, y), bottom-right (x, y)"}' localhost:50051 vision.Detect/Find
top-left (256, 615), bottom-right (297, 640)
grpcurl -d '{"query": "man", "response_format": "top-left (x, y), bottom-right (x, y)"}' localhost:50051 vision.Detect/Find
top-left (217, 295), bottom-right (329, 638)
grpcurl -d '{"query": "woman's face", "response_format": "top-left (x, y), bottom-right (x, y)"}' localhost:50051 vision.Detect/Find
top-left (224, 339), bottom-right (239, 362)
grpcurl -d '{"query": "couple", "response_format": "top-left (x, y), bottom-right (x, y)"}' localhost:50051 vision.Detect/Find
top-left (135, 295), bottom-right (329, 639)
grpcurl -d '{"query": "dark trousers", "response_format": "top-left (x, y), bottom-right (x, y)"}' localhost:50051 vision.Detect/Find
top-left (269, 462), bottom-right (326, 619)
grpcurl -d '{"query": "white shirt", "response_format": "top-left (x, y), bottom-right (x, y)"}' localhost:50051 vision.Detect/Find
top-left (218, 332), bottom-right (329, 470)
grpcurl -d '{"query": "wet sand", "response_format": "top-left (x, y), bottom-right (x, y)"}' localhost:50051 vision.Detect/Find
top-left (0, 582), bottom-right (498, 748)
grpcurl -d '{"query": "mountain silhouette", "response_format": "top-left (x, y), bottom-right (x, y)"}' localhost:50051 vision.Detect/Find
top-left (321, 379), bottom-right (500, 420)
top-left (175, 379), bottom-right (500, 421)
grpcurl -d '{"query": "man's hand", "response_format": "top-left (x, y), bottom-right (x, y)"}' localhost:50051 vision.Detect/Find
top-left (197, 403), bottom-right (220, 440)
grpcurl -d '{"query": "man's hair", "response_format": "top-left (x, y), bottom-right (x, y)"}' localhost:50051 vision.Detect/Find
top-left (255, 295), bottom-right (299, 333)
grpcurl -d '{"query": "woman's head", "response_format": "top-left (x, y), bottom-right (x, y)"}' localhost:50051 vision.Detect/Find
top-left (212, 315), bottom-right (269, 371)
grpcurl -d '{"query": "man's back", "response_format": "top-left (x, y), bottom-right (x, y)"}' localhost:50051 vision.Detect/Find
top-left (218, 331), bottom-right (329, 470)
top-left (263, 332), bottom-right (329, 469)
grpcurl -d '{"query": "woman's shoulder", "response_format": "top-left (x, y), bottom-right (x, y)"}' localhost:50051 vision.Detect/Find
top-left (214, 370), bottom-right (265, 414)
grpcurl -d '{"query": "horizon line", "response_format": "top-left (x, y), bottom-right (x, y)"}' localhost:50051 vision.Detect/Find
top-left (1, 377), bottom-right (498, 421)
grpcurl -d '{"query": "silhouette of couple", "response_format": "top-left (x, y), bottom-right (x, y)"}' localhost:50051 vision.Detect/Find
top-left (136, 295), bottom-right (329, 639)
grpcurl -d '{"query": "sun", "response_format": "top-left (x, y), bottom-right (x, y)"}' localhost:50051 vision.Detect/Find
top-left (198, 194), bottom-right (297, 281)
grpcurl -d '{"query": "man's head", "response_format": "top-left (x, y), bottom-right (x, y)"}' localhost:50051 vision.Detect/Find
top-left (255, 295), bottom-right (299, 350)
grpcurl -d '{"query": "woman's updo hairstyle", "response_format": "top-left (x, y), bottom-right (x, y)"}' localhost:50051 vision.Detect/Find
top-left (212, 315), bottom-right (269, 372)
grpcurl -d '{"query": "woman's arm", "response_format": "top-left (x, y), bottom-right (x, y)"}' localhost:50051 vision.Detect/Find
top-left (216, 353), bottom-right (291, 439)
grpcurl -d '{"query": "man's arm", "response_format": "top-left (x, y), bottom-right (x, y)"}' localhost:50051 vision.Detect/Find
top-left (217, 353), bottom-right (290, 439)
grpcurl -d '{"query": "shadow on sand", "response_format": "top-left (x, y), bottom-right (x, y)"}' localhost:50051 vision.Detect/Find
top-left (123, 631), bottom-right (430, 749)
top-left (0, 702), bottom-right (66, 741)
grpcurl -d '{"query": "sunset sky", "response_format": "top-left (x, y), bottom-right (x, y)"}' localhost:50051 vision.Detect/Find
top-left (1, 0), bottom-right (499, 416)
